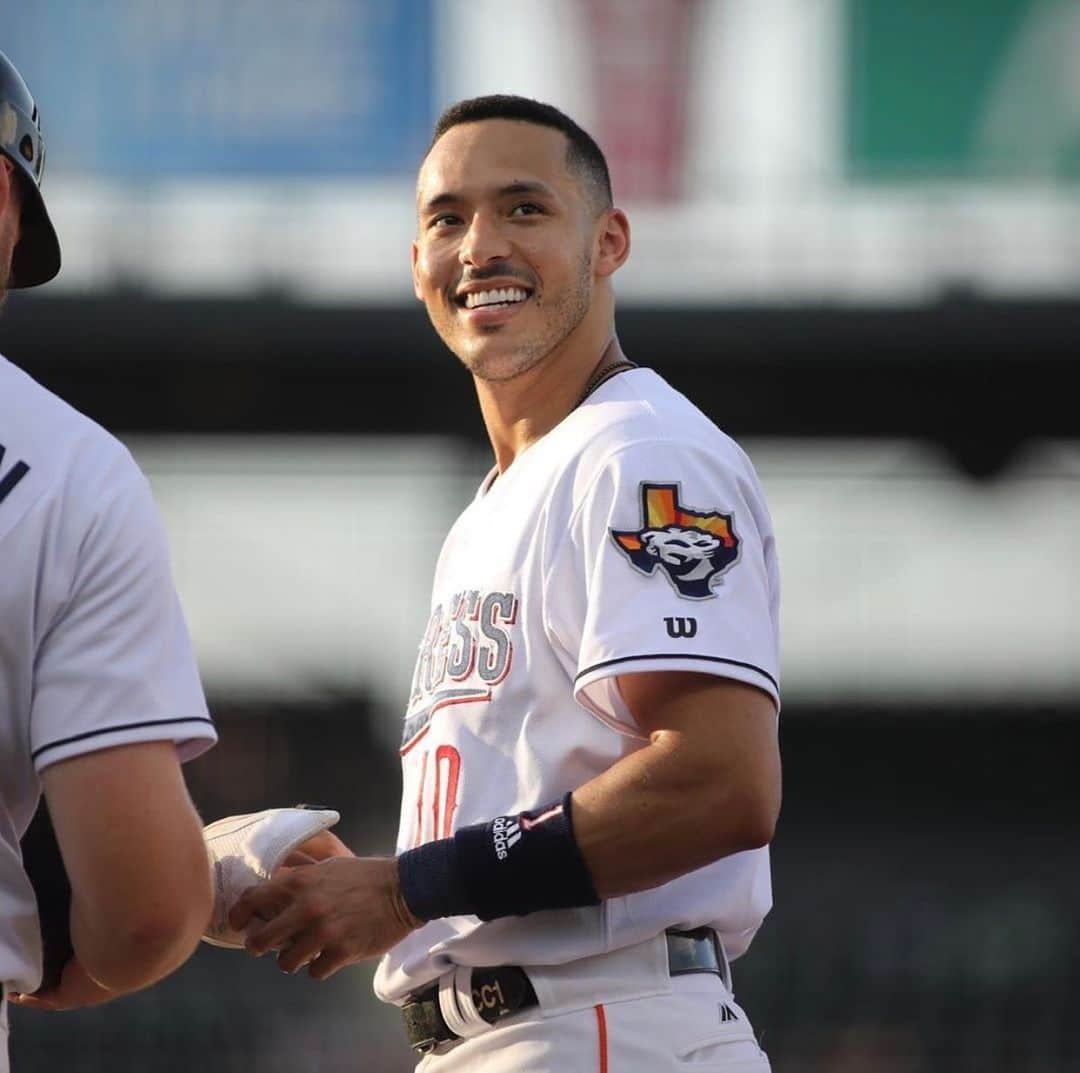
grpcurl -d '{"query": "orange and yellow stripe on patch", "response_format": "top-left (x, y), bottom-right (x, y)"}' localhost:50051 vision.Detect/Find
top-left (644, 485), bottom-right (678, 528)
top-left (643, 485), bottom-right (736, 547)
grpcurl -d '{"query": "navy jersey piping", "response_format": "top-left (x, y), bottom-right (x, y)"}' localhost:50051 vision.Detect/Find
top-left (574, 653), bottom-right (778, 692)
top-left (31, 716), bottom-right (216, 762)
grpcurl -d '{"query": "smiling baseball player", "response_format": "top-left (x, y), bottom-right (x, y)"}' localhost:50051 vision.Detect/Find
top-left (230, 95), bottom-right (781, 1072)
top-left (0, 50), bottom-right (216, 1070)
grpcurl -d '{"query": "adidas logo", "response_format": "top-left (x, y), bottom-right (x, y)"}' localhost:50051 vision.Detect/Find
top-left (492, 817), bottom-right (522, 860)
top-left (719, 1004), bottom-right (738, 1024)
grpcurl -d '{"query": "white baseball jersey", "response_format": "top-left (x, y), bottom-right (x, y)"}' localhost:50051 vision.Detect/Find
top-left (375, 367), bottom-right (780, 1005)
top-left (0, 354), bottom-right (216, 996)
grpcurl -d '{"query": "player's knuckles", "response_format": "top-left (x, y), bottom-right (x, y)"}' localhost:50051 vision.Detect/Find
top-left (296, 889), bottom-right (335, 920)
top-left (230, 883), bottom-right (280, 924)
top-left (303, 916), bottom-right (347, 951)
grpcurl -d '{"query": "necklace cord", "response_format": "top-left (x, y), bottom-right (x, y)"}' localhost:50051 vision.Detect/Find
top-left (574, 358), bottom-right (637, 408)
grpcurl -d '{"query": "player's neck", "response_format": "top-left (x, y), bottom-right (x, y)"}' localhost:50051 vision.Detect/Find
top-left (477, 334), bottom-right (627, 475)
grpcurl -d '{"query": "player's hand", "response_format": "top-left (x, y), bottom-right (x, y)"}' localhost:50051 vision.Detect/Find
top-left (279, 828), bottom-right (355, 868)
top-left (8, 957), bottom-right (116, 1011)
top-left (229, 856), bottom-right (422, 980)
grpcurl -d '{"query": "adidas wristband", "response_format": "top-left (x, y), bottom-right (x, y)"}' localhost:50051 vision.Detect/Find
top-left (397, 792), bottom-right (600, 922)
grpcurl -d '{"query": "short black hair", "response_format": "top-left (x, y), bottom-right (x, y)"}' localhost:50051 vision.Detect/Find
top-left (428, 95), bottom-right (613, 213)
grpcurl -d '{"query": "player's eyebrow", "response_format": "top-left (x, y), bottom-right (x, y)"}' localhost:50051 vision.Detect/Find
top-left (419, 180), bottom-right (557, 217)
top-left (498, 180), bottom-right (555, 200)
top-left (419, 191), bottom-right (461, 216)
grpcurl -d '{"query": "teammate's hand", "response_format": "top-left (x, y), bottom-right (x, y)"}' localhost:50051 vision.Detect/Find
top-left (228, 855), bottom-right (422, 980)
top-left (280, 828), bottom-right (355, 868)
top-left (8, 957), bottom-right (116, 1011)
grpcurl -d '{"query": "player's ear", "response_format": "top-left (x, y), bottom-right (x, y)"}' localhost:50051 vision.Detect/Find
top-left (0, 156), bottom-right (16, 222)
top-left (411, 240), bottom-right (423, 301)
top-left (593, 208), bottom-right (630, 280)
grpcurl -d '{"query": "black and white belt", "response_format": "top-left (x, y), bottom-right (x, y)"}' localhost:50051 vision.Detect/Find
top-left (401, 926), bottom-right (730, 1055)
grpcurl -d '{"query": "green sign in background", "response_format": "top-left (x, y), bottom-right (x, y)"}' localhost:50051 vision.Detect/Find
top-left (847, 0), bottom-right (1080, 181)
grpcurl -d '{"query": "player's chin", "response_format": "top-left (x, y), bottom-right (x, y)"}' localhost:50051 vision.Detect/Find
top-left (464, 349), bottom-right (542, 385)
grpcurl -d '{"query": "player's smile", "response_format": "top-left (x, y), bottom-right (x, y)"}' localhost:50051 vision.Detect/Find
top-left (454, 278), bottom-right (536, 327)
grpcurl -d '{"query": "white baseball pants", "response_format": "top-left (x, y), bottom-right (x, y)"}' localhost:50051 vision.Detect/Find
top-left (415, 970), bottom-right (771, 1073)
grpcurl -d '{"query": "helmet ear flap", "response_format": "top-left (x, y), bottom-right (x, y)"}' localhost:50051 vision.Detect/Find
top-left (0, 50), bottom-right (61, 288)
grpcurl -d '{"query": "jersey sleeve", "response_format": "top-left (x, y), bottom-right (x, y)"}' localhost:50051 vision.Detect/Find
top-left (30, 456), bottom-right (216, 771)
top-left (548, 437), bottom-right (780, 736)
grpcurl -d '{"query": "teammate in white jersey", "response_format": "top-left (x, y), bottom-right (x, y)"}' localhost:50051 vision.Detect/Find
top-left (0, 50), bottom-right (216, 1070)
top-left (232, 96), bottom-right (781, 1071)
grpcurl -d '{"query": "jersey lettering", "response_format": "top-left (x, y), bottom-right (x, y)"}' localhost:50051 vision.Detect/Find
top-left (447, 591), bottom-right (478, 681)
top-left (403, 589), bottom-right (518, 750)
top-left (412, 744), bottom-right (462, 845)
top-left (0, 443), bottom-right (30, 505)
top-left (412, 611), bottom-right (440, 702)
top-left (478, 592), bottom-right (517, 684)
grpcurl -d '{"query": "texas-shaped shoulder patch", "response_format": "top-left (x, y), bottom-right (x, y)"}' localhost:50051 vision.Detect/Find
top-left (610, 482), bottom-right (740, 600)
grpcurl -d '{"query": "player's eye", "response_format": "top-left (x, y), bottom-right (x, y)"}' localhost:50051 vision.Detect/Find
top-left (429, 213), bottom-right (462, 229)
top-left (509, 202), bottom-right (544, 217)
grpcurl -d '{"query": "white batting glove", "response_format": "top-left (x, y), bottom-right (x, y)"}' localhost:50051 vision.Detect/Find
top-left (202, 805), bottom-right (340, 949)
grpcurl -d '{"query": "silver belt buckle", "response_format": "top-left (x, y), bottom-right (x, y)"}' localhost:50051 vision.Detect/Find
top-left (711, 929), bottom-right (733, 994)
top-left (666, 927), bottom-right (732, 993)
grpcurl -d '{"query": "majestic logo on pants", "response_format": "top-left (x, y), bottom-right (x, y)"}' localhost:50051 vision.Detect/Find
top-left (611, 483), bottom-right (739, 599)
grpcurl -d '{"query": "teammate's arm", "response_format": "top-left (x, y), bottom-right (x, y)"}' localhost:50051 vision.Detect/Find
top-left (571, 670), bottom-right (780, 898)
top-left (24, 741), bottom-right (212, 1008)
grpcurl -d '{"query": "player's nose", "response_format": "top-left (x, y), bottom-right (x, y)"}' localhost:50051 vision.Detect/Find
top-left (458, 211), bottom-right (511, 267)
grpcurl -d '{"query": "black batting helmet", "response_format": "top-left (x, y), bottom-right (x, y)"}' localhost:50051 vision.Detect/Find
top-left (0, 49), bottom-right (61, 288)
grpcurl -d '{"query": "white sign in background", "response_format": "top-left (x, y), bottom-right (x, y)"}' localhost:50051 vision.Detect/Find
top-left (132, 437), bottom-right (1079, 747)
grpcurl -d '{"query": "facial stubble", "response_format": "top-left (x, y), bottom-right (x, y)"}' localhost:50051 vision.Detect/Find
top-left (444, 244), bottom-right (594, 384)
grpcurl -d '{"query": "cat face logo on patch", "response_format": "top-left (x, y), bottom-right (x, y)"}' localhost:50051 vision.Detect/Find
top-left (611, 483), bottom-right (740, 599)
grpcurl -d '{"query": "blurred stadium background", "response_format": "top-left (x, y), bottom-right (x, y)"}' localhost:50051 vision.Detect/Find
top-left (3, 1), bottom-right (1078, 1070)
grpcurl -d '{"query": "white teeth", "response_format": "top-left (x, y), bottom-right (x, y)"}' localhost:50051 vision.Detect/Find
top-left (463, 287), bottom-right (528, 309)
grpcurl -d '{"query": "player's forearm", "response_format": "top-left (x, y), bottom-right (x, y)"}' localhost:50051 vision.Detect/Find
top-left (43, 742), bottom-right (215, 991)
top-left (561, 673), bottom-right (781, 899)
top-left (70, 888), bottom-right (208, 992)
top-left (394, 678), bottom-right (779, 925)
top-left (68, 835), bottom-right (213, 992)
top-left (569, 731), bottom-right (779, 899)
top-left (395, 730), bottom-right (777, 925)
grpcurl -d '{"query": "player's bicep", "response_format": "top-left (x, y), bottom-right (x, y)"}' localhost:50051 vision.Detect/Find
top-left (617, 670), bottom-right (776, 737)
top-left (41, 741), bottom-right (211, 935)
top-left (617, 670), bottom-right (781, 839)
